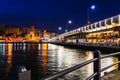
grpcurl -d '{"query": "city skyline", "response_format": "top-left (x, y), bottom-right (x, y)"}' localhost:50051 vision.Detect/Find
top-left (0, 0), bottom-right (120, 32)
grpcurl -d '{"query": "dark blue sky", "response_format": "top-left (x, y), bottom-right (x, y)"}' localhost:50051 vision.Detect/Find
top-left (0, 0), bottom-right (120, 32)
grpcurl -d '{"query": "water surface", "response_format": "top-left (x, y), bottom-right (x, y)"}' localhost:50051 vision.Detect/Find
top-left (0, 43), bottom-right (117, 80)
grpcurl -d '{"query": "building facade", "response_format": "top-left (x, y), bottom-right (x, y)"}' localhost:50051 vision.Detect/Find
top-left (22, 26), bottom-right (40, 37)
top-left (5, 27), bottom-right (21, 36)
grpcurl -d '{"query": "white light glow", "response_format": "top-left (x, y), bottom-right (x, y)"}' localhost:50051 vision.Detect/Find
top-left (91, 5), bottom-right (95, 10)
top-left (58, 27), bottom-right (62, 30)
top-left (68, 20), bottom-right (72, 24)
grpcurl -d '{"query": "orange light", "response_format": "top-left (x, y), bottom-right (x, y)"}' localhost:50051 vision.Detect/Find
top-left (42, 43), bottom-right (48, 73)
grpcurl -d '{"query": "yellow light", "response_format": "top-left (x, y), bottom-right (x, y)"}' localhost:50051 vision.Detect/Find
top-left (43, 43), bottom-right (48, 51)
top-left (42, 43), bottom-right (48, 73)
top-left (6, 43), bottom-right (12, 64)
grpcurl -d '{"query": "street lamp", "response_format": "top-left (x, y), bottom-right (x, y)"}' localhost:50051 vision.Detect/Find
top-left (91, 5), bottom-right (95, 10)
top-left (87, 5), bottom-right (96, 24)
top-left (68, 20), bottom-right (72, 24)
top-left (58, 26), bottom-right (62, 31)
top-left (65, 20), bottom-right (72, 32)
top-left (58, 26), bottom-right (62, 34)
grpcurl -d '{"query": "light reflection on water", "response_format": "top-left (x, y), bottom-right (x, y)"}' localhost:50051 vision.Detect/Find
top-left (0, 43), bottom-right (118, 80)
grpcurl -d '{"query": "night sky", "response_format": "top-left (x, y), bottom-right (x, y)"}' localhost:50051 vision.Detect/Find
top-left (0, 0), bottom-right (120, 33)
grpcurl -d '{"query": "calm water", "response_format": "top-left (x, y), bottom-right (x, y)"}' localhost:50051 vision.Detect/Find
top-left (0, 43), bottom-right (118, 80)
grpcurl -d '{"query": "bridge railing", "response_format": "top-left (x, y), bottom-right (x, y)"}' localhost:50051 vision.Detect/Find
top-left (74, 42), bottom-right (120, 47)
top-left (41, 50), bottom-right (120, 80)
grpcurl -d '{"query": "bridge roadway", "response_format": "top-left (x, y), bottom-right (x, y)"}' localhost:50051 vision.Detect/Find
top-left (50, 14), bottom-right (120, 42)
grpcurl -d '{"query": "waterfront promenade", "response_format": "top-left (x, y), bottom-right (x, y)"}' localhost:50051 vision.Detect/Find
top-left (102, 70), bottom-right (120, 80)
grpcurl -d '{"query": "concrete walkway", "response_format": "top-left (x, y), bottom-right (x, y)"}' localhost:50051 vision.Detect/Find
top-left (101, 70), bottom-right (120, 80)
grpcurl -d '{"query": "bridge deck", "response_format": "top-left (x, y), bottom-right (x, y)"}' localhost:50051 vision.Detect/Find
top-left (101, 70), bottom-right (120, 80)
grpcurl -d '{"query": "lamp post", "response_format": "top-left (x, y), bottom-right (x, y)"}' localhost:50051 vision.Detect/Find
top-left (58, 26), bottom-right (62, 34)
top-left (65, 20), bottom-right (72, 32)
top-left (68, 20), bottom-right (72, 24)
top-left (87, 5), bottom-right (96, 25)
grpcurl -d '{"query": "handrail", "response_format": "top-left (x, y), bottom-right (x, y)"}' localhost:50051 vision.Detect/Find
top-left (41, 50), bottom-right (120, 80)
top-left (101, 61), bottom-right (120, 72)
top-left (101, 52), bottom-right (120, 59)
top-left (100, 52), bottom-right (120, 72)
top-left (41, 58), bottom-right (97, 80)
top-left (86, 72), bottom-right (97, 80)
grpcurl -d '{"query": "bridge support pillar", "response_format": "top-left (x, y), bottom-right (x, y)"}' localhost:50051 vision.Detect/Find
top-left (94, 50), bottom-right (101, 80)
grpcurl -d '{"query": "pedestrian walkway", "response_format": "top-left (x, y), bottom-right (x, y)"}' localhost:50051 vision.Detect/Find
top-left (101, 70), bottom-right (120, 80)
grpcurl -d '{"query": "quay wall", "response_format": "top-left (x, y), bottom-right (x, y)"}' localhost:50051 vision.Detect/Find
top-left (50, 42), bottom-right (120, 53)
